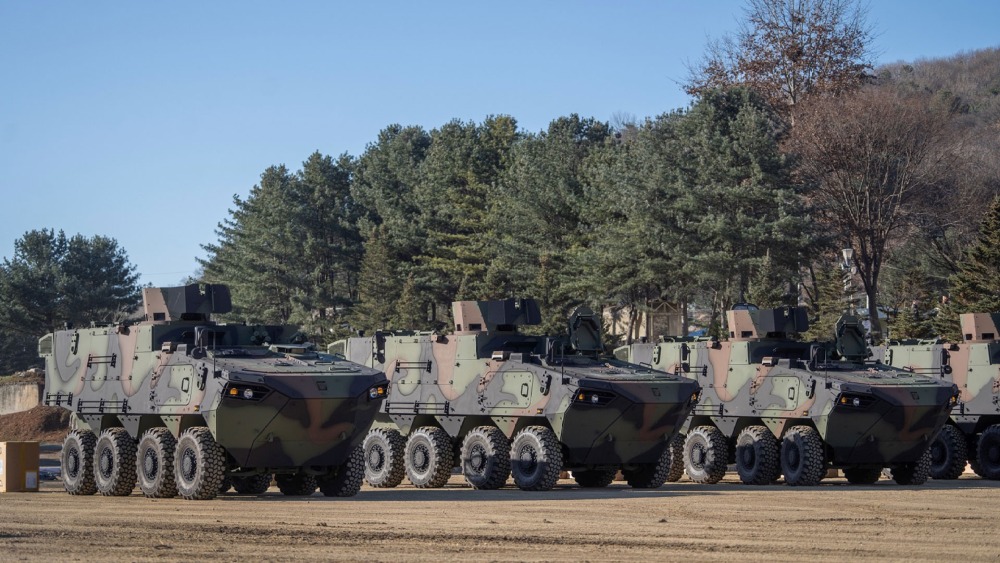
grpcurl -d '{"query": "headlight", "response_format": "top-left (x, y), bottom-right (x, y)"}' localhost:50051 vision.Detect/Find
top-left (225, 383), bottom-right (269, 401)
top-left (836, 393), bottom-right (874, 408)
top-left (368, 384), bottom-right (387, 401)
top-left (574, 389), bottom-right (616, 406)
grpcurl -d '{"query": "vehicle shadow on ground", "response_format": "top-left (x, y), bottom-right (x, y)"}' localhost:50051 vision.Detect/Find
top-left (211, 476), bottom-right (1000, 502)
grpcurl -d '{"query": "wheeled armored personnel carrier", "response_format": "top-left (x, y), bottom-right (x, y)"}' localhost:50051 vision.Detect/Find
top-left (885, 313), bottom-right (1000, 480)
top-left (39, 283), bottom-right (388, 500)
top-left (337, 299), bottom-right (700, 491)
top-left (615, 305), bottom-right (958, 486)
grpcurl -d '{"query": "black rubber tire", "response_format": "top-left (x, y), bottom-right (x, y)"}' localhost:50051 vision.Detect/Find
top-left (844, 466), bottom-right (882, 484)
top-left (889, 447), bottom-right (932, 485)
top-left (573, 468), bottom-right (617, 488)
top-left (319, 446), bottom-right (366, 497)
top-left (404, 426), bottom-right (454, 488)
top-left (232, 474), bottom-right (272, 495)
top-left (623, 439), bottom-right (676, 489)
top-left (664, 433), bottom-right (686, 483)
top-left (976, 425), bottom-right (1000, 480)
top-left (460, 426), bottom-right (511, 490)
top-left (780, 426), bottom-right (826, 486)
top-left (62, 429), bottom-right (98, 495)
top-left (94, 428), bottom-right (137, 496)
top-left (968, 432), bottom-right (983, 477)
top-left (683, 426), bottom-right (728, 484)
top-left (510, 426), bottom-right (563, 491)
top-left (363, 428), bottom-right (406, 488)
top-left (735, 425), bottom-right (780, 486)
top-left (136, 428), bottom-right (177, 498)
top-left (275, 473), bottom-right (318, 496)
top-left (929, 425), bottom-right (968, 480)
top-left (173, 427), bottom-right (226, 500)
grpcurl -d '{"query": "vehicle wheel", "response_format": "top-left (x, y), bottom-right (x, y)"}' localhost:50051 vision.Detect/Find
top-left (976, 425), bottom-right (1000, 480)
top-left (173, 427), bottom-right (226, 500)
top-left (232, 474), bottom-right (272, 494)
top-left (929, 425), bottom-right (968, 480)
top-left (623, 440), bottom-right (675, 489)
top-left (664, 433), bottom-right (686, 483)
top-left (404, 426), bottom-right (454, 488)
top-left (843, 466), bottom-right (882, 484)
top-left (461, 426), bottom-right (511, 490)
top-left (94, 428), bottom-right (137, 496)
top-left (319, 446), bottom-right (366, 497)
top-left (510, 426), bottom-right (563, 491)
top-left (136, 428), bottom-right (177, 498)
top-left (780, 425), bottom-right (826, 486)
top-left (218, 476), bottom-right (233, 494)
top-left (889, 447), bottom-right (932, 485)
top-left (61, 429), bottom-right (98, 495)
top-left (968, 432), bottom-right (983, 477)
top-left (573, 468), bottom-right (617, 488)
top-left (735, 425), bottom-right (780, 486)
top-left (684, 426), bottom-right (728, 484)
top-left (275, 473), bottom-right (318, 496)
top-left (363, 428), bottom-right (406, 488)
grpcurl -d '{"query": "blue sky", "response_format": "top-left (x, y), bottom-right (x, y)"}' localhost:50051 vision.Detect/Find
top-left (1, 1), bottom-right (997, 287)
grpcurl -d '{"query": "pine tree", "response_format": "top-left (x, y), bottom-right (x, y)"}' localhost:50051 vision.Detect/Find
top-left (349, 226), bottom-right (399, 333)
top-left (949, 195), bottom-right (1000, 314)
top-left (803, 262), bottom-right (845, 342)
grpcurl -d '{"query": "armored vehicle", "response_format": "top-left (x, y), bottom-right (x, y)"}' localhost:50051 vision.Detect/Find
top-left (615, 305), bottom-right (958, 486)
top-left (337, 299), bottom-right (700, 491)
top-left (885, 313), bottom-right (1000, 480)
top-left (39, 283), bottom-right (388, 500)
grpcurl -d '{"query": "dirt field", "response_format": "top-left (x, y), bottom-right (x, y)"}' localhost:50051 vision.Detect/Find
top-left (2, 473), bottom-right (998, 562)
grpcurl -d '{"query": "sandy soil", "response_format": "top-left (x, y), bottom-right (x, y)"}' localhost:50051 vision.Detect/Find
top-left (2, 473), bottom-right (998, 562)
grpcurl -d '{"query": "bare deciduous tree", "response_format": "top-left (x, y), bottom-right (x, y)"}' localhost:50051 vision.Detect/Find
top-left (790, 87), bottom-right (960, 337)
top-left (687, 0), bottom-right (873, 116)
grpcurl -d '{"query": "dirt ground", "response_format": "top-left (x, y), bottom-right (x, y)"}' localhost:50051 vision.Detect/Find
top-left (2, 472), bottom-right (998, 562)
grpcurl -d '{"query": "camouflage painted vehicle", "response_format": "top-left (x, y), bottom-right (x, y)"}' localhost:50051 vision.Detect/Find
top-left (39, 283), bottom-right (388, 500)
top-left (885, 313), bottom-right (1000, 480)
top-left (615, 305), bottom-right (958, 486)
top-left (334, 299), bottom-right (700, 491)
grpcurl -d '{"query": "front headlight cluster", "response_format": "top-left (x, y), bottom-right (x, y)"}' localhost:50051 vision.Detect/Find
top-left (836, 392), bottom-right (874, 408)
top-left (368, 384), bottom-right (388, 401)
top-left (574, 389), bottom-right (617, 406)
top-left (225, 383), bottom-right (270, 401)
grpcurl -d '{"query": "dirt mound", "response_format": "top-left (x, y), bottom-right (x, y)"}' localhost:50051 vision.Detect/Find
top-left (0, 405), bottom-right (70, 442)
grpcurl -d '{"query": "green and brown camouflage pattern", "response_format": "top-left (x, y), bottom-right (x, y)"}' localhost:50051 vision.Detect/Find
top-left (616, 306), bottom-right (957, 469)
top-left (39, 283), bottom-right (388, 472)
top-left (885, 313), bottom-right (1000, 476)
top-left (340, 299), bottom-right (700, 470)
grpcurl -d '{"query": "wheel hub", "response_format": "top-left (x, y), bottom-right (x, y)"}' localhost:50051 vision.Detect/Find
top-left (67, 448), bottom-right (80, 477)
top-left (930, 442), bottom-right (945, 465)
top-left (692, 444), bottom-right (706, 466)
top-left (740, 446), bottom-right (756, 467)
top-left (413, 444), bottom-right (429, 472)
top-left (518, 444), bottom-right (538, 472)
top-left (181, 449), bottom-right (197, 480)
top-left (99, 447), bottom-right (114, 478)
top-left (143, 449), bottom-right (158, 478)
top-left (786, 447), bottom-right (801, 469)
top-left (368, 445), bottom-right (385, 471)
top-left (469, 444), bottom-right (486, 474)
top-left (987, 444), bottom-right (1000, 464)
